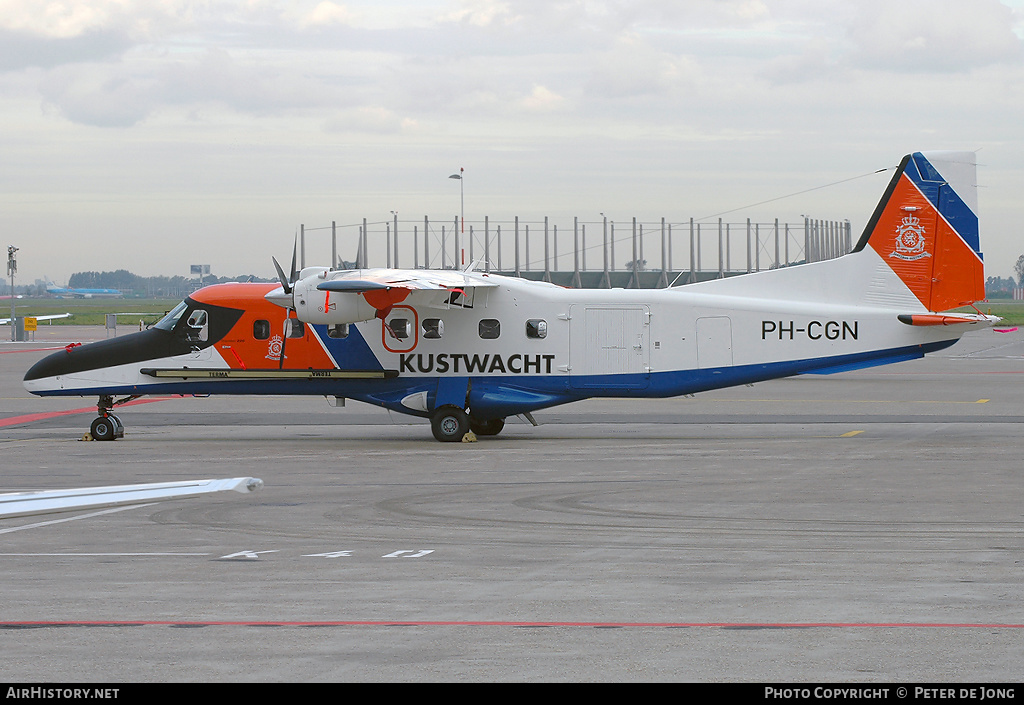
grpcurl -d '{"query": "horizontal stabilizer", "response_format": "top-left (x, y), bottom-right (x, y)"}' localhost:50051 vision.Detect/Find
top-left (897, 313), bottom-right (1000, 327)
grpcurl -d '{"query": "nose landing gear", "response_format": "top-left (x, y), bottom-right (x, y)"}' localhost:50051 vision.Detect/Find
top-left (89, 394), bottom-right (139, 441)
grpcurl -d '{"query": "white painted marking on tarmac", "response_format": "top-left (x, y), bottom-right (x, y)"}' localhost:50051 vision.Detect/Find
top-left (303, 551), bottom-right (354, 558)
top-left (382, 549), bottom-right (434, 558)
top-left (0, 503), bottom-right (154, 534)
top-left (0, 552), bottom-right (210, 556)
top-left (219, 550), bottom-right (278, 560)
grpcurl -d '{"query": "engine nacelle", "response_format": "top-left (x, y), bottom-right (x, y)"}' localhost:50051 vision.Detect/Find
top-left (289, 275), bottom-right (378, 325)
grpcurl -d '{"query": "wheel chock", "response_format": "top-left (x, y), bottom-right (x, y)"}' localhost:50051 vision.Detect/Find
top-left (461, 431), bottom-right (478, 443)
top-left (80, 433), bottom-right (93, 441)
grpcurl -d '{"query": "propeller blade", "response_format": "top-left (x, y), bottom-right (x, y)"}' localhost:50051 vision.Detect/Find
top-left (289, 239), bottom-right (298, 284)
top-left (272, 256), bottom-right (292, 295)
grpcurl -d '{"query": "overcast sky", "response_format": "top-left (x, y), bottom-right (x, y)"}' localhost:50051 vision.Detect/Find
top-left (2, 0), bottom-right (1022, 285)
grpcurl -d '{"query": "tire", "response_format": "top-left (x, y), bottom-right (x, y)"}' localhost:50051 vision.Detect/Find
top-left (469, 417), bottom-right (505, 436)
top-left (90, 416), bottom-right (116, 442)
top-left (431, 406), bottom-right (469, 443)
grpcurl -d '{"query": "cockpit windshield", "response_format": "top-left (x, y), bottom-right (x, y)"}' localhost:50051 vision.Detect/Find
top-left (153, 301), bottom-right (189, 331)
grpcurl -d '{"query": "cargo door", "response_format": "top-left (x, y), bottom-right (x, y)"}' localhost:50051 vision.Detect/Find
top-left (569, 305), bottom-right (650, 389)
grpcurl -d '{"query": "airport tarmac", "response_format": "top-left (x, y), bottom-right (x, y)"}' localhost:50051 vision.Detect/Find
top-left (0, 325), bottom-right (1022, 682)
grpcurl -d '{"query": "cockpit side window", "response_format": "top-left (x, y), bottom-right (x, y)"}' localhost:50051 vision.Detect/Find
top-left (186, 309), bottom-right (209, 342)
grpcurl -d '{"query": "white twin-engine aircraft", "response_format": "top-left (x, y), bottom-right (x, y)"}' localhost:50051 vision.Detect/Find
top-left (24, 152), bottom-right (995, 442)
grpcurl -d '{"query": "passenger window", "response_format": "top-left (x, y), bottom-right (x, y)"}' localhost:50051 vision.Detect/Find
top-left (284, 319), bottom-right (305, 338)
top-left (389, 318), bottom-right (410, 339)
top-left (422, 318), bottom-right (444, 339)
top-left (479, 319), bottom-right (500, 339)
top-left (253, 320), bottom-right (270, 340)
top-left (327, 323), bottom-right (349, 339)
top-left (526, 319), bottom-right (547, 339)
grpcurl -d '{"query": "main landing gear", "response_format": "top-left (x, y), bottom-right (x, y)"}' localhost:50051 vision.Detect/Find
top-left (429, 405), bottom-right (505, 442)
top-left (89, 394), bottom-right (140, 441)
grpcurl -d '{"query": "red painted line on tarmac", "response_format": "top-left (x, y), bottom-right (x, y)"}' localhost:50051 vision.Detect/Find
top-left (1, 620), bottom-right (1022, 628)
top-left (0, 397), bottom-right (177, 428)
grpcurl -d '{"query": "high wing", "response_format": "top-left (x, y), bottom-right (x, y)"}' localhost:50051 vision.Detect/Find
top-left (268, 266), bottom-right (501, 325)
top-left (0, 477), bottom-right (263, 518)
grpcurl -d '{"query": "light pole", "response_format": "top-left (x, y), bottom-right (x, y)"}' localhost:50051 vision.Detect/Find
top-left (391, 211), bottom-right (399, 269)
top-left (7, 246), bottom-right (17, 342)
top-left (448, 168), bottom-right (464, 234)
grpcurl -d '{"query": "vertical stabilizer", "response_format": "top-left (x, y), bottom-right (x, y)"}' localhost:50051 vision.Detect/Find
top-left (852, 151), bottom-right (983, 312)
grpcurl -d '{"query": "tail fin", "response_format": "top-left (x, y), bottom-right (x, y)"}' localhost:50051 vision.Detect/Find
top-left (852, 151), bottom-right (983, 312)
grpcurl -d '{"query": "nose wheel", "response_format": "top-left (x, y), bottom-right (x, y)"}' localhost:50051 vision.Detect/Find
top-left (88, 394), bottom-right (137, 441)
top-left (90, 414), bottom-right (123, 442)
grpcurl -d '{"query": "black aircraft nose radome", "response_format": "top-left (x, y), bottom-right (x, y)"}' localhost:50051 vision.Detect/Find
top-left (24, 328), bottom-right (193, 382)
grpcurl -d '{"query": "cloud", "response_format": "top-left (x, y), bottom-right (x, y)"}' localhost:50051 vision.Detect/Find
top-left (323, 105), bottom-right (416, 133)
top-left (0, 27), bottom-right (132, 71)
top-left (440, 0), bottom-right (522, 27)
top-left (37, 46), bottom-right (352, 127)
top-left (520, 84), bottom-right (566, 111)
top-left (842, 0), bottom-right (1023, 73)
top-left (286, 2), bottom-right (357, 30)
top-left (585, 32), bottom-right (695, 99)
top-left (38, 64), bottom-right (154, 127)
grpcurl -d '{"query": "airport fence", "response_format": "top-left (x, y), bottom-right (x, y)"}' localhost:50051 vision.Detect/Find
top-left (296, 216), bottom-right (853, 288)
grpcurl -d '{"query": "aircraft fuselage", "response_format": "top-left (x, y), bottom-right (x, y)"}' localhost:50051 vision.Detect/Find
top-left (24, 268), bottom-right (970, 422)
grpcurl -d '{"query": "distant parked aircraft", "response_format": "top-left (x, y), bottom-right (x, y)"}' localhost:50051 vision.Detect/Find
top-left (46, 281), bottom-right (122, 299)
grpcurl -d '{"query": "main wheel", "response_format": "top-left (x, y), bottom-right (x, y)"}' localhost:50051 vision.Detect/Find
top-left (90, 416), bottom-right (116, 442)
top-left (430, 406), bottom-right (470, 443)
top-left (469, 416), bottom-right (505, 436)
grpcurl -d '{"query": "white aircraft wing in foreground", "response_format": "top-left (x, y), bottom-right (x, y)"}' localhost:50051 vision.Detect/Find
top-left (0, 477), bottom-right (263, 518)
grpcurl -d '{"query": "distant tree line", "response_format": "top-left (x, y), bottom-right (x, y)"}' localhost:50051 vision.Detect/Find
top-left (985, 276), bottom-right (1017, 299)
top-left (11, 266), bottom-right (1018, 301)
top-left (67, 270), bottom-right (275, 298)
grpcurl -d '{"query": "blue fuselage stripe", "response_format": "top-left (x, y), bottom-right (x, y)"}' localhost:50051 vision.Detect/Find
top-left (33, 340), bottom-right (957, 419)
